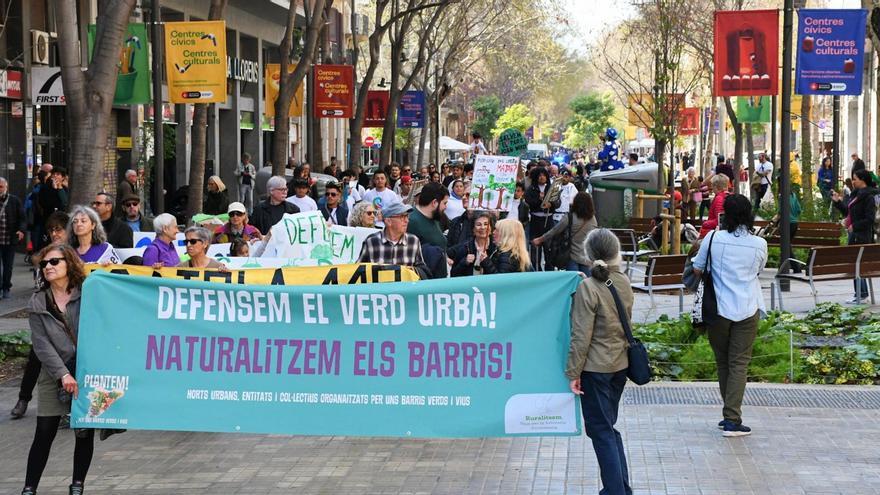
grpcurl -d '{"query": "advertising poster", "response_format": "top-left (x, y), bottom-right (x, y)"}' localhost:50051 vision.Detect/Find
top-left (88, 24), bottom-right (150, 105)
top-left (736, 96), bottom-right (771, 123)
top-left (678, 107), bottom-right (701, 135)
top-left (795, 9), bottom-right (867, 95)
top-left (313, 64), bottom-right (354, 118)
top-left (72, 271), bottom-right (582, 437)
top-left (627, 93), bottom-right (685, 127)
top-left (31, 67), bottom-right (65, 105)
top-left (397, 90), bottom-right (425, 128)
top-left (468, 155), bottom-right (520, 210)
top-left (714, 10), bottom-right (779, 96)
top-left (265, 63), bottom-right (303, 117)
top-left (364, 90), bottom-right (390, 128)
top-left (164, 21), bottom-right (228, 103)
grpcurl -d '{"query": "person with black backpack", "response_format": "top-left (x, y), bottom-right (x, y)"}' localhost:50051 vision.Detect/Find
top-left (531, 192), bottom-right (597, 273)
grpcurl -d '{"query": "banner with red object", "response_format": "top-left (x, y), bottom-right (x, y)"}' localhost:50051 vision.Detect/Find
top-left (313, 65), bottom-right (354, 118)
top-left (678, 108), bottom-right (700, 135)
top-left (363, 90), bottom-right (389, 127)
top-left (713, 10), bottom-right (779, 97)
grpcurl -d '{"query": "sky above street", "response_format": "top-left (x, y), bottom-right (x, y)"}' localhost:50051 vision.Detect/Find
top-left (558, 0), bottom-right (636, 55)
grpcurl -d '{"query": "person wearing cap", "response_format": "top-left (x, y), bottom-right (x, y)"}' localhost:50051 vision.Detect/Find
top-left (286, 178), bottom-right (318, 212)
top-left (213, 202), bottom-right (262, 244)
top-left (358, 202), bottom-right (430, 280)
top-left (394, 175), bottom-right (414, 202)
top-left (554, 169), bottom-right (579, 219)
top-left (317, 182), bottom-right (349, 226)
top-left (119, 194), bottom-right (152, 233)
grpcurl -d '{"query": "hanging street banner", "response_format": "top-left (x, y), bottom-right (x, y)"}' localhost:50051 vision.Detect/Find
top-left (164, 21), bottom-right (228, 104)
top-left (88, 24), bottom-right (151, 105)
top-left (627, 93), bottom-right (686, 128)
top-left (265, 64), bottom-right (304, 117)
top-left (397, 90), bottom-right (426, 128)
top-left (678, 107), bottom-right (701, 135)
top-left (736, 96), bottom-right (772, 123)
top-left (795, 9), bottom-right (868, 96)
top-left (86, 263), bottom-right (419, 286)
top-left (71, 271), bottom-right (582, 437)
top-left (364, 90), bottom-right (390, 128)
top-left (714, 10), bottom-right (779, 97)
top-left (313, 65), bottom-right (354, 118)
top-left (468, 155), bottom-right (519, 210)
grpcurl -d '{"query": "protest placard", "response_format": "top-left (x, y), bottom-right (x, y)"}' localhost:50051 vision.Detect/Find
top-left (468, 155), bottom-right (520, 210)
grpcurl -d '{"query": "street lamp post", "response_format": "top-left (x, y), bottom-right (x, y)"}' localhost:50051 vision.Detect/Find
top-left (779, 0), bottom-right (794, 289)
top-left (152, 0), bottom-right (164, 214)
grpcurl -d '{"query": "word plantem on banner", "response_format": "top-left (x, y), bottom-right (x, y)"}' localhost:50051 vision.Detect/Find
top-left (71, 271), bottom-right (582, 438)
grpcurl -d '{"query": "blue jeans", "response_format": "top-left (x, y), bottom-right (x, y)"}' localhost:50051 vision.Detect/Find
top-left (566, 260), bottom-right (591, 275)
top-left (580, 370), bottom-right (632, 495)
top-left (849, 232), bottom-right (870, 298)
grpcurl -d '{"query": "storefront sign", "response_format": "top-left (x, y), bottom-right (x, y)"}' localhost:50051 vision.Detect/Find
top-left (89, 23), bottom-right (151, 105)
top-left (164, 21), bottom-right (228, 103)
top-left (714, 10), bottom-right (779, 96)
top-left (795, 9), bottom-right (867, 96)
top-left (31, 67), bottom-right (65, 105)
top-left (265, 64), bottom-right (303, 117)
top-left (71, 270), bottom-right (581, 437)
top-left (227, 57), bottom-right (260, 83)
top-left (11, 101), bottom-right (23, 117)
top-left (117, 137), bottom-right (133, 149)
top-left (313, 64), bottom-right (354, 118)
top-left (0, 69), bottom-right (22, 99)
top-left (364, 90), bottom-right (389, 128)
top-left (397, 90), bottom-right (425, 128)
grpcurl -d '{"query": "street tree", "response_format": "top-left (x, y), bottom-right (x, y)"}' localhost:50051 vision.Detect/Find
top-left (272, 0), bottom-right (329, 175)
top-left (563, 93), bottom-right (616, 149)
top-left (470, 96), bottom-right (503, 142)
top-left (186, 0), bottom-right (228, 223)
top-left (55, 0), bottom-right (136, 206)
top-left (493, 104), bottom-right (535, 136)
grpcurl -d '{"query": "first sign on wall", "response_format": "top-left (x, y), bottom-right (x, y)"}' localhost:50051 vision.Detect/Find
top-left (164, 21), bottom-right (228, 104)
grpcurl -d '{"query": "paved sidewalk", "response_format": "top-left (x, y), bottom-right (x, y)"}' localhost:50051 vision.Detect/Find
top-left (1, 381), bottom-right (878, 494)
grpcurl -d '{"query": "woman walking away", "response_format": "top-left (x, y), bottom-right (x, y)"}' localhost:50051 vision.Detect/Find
top-left (832, 169), bottom-right (878, 303)
top-left (566, 228), bottom-right (633, 495)
top-left (22, 244), bottom-right (93, 495)
top-left (532, 192), bottom-right (598, 273)
top-left (692, 194), bottom-right (768, 437)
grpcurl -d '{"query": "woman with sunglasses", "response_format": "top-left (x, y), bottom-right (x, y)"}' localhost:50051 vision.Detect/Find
top-left (65, 206), bottom-right (118, 264)
top-left (348, 201), bottom-right (378, 228)
top-left (212, 202), bottom-right (262, 244)
top-left (21, 244), bottom-right (93, 495)
top-left (178, 226), bottom-right (222, 268)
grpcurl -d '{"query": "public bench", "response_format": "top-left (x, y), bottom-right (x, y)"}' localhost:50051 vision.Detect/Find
top-left (610, 228), bottom-right (658, 277)
top-left (774, 245), bottom-right (877, 310)
top-left (630, 254), bottom-right (687, 313)
top-left (755, 220), bottom-right (843, 249)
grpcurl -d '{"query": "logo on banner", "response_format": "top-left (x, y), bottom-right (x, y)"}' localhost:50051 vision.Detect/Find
top-left (164, 21), bottom-right (228, 103)
top-left (714, 10), bottom-right (779, 96)
top-left (265, 64), bottom-right (303, 117)
top-left (31, 67), bottom-right (65, 105)
top-left (678, 107), bottom-right (701, 135)
top-left (313, 65), bottom-right (354, 118)
top-left (795, 9), bottom-right (868, 95)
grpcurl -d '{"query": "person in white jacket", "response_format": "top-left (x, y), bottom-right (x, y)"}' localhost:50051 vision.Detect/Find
top-left (234, 153), bottom-right (257, 214)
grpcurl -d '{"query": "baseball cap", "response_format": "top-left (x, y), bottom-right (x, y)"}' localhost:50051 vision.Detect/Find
top-left (382, 202), bottom-right (412, 217)
top-left (401, 175), bottom-right (413, 185)
top-left (228, 202), bottom-right (247, 214)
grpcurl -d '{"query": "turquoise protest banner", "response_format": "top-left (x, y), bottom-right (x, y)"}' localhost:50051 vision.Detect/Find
top-left (72, 271), bottom-right (582, 437)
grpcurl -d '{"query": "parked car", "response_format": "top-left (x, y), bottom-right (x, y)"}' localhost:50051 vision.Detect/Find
top-left (254, 166), bottom-right (338, 199)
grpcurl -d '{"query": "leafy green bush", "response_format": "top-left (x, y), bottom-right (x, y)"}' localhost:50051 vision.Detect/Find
top-left (0, 331), bottom-right (31, 361)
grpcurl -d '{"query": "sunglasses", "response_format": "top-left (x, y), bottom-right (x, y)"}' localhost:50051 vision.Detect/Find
top-left (364, 211), bottom-right (376, 216)
top-left (229, 211), bottom-right (245, 217)
top-left (124, 202), bottom-right (139, 208)
top-left (184, 238), bottom-right (202, 245)
top-left (326, 192), bottom-right (339, 197)
top-left (39, 257), bottom-right (64, 269)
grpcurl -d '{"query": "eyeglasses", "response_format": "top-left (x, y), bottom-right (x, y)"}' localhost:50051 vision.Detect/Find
top-left (91, 201), bottom-right (109, 207)
top-left (271, 187), bottom-right (288, 192)
top-left (326, 192), bottom-right (339, 197)
top-left (184, 238), bottom-right (202, 245)
top-left (124, 202), bottom-right (139, 208)
top-left (364, 211), bottom-right (376, 216)
top-left (39, 257), bottom-right (64, 269)
top-left (229, 211), bottom-right (245, 217)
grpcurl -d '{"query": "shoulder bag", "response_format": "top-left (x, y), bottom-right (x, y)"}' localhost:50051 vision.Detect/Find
top-left (604, 278), bottom-right (652, 385)
top-left (691, 231), bottom-right (719, 330)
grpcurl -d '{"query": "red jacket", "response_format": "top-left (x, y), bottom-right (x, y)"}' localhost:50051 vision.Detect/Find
top-left (699, 191), bottom-right (727, 238)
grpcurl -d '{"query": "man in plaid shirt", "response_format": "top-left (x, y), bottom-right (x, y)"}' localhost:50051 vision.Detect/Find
top-left (358, 202), bottom-right (430, 279)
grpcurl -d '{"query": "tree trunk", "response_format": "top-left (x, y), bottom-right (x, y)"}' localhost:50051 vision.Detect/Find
top-left (702, 101), bottom-right (716, 177)
top-left (55, 0), bottom-right (136, 206)
top-left (186, 0), bottom-right (227, 224)
top-left (722, 97), bottom-right (743, 181)
top-left (746, 123), bottom-right (755, 199)
top-left (272, 0), bottom-right (328, 176)
top-left (800, 95), bottom-right (813, 210)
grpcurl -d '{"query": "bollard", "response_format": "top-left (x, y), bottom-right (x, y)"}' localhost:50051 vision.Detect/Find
top-left (673, 208), bottom-right (682, 254)
top-left (789, 327), bottom-right (794, 382)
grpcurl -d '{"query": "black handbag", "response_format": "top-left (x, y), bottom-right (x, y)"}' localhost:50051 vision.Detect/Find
top-left (693, 231), bottom-right (719, 330)
top-left (605, 278), bottom-right (652, 385)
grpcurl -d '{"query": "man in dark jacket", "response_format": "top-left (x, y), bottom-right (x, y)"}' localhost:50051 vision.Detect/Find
top-left (119, 194), bottom-right (153, 233)
top-left (92, 192), bottom-right (134, 248)
top-left (0, 178), bottom-right (25, 298)
top-left (251, 175), bottom-right (300, 234)
top-left (317, 182), bottom-right (348, 226)
top-left (38, 166), bottom-right (69, 218)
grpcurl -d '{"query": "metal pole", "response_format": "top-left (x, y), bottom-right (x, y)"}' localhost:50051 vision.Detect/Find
top-left (771, 95), bottom-right (777, 163)
top-left (779, 0), bottom-right (794, 283)
top-left (152, 0), bottom-right (164, 214)
top-left (832, 95), bottom-right (841, 190)
top-left (789, 327), bottom-right (794, 382)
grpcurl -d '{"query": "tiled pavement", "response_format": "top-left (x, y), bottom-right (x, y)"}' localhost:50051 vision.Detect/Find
top-left (1, 381), bottom-right (878, 494)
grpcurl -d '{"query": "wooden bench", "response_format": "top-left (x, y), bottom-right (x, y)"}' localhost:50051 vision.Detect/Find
top-left (631, 254), bottom-right (687, 313)
top-left (610, 228), bottom-right (659, 277)
top-left (755, 220), bottom-right (843, 249)
top-left (774, 245), bottom-right (876, 310)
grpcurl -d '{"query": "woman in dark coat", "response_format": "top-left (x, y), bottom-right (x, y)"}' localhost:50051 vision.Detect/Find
top-left (832, 168), bottom-right (878, 302)
top-left (203, 175), bottom-right (230, 215)
top-left (447, 212), bottom-right (497, 277)
top-left (480, 218), bottom-right (532, 274)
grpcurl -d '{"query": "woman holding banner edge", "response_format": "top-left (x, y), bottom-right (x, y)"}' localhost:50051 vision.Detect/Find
top-left (22, 244), bottom-right (93, 495)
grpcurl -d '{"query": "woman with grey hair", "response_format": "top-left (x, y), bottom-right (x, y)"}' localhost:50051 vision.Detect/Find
top-left (178, 226), bottom-right (222, 268)
top-left (142, 213), bottom-right (180, 268)
top-left (67, 205), bottom-right (118, 263)
top-left (348, 201), bottom-right (378, 228)
top-left (566, 228), bottom-right (633, 495)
